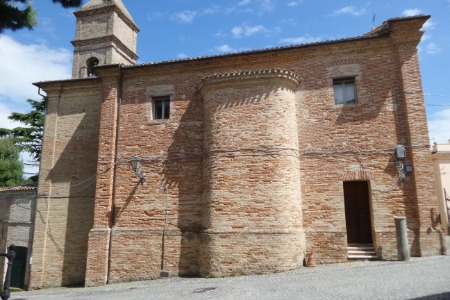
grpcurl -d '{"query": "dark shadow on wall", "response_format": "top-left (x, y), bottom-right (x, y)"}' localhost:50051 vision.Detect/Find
top-left (389, 53), bottom-right (422, 257)
top-left (159, 77), bottom-right (272, 276)
top-left (113, 182), bottom-right (139, 225)
top-left (45, 109), bottom-right (99, 286)
top-left (160, 88), bottom-right (204, 277)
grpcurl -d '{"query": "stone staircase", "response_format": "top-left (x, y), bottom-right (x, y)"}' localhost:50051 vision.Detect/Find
top-left (347, 243), bottom-right (378, 259)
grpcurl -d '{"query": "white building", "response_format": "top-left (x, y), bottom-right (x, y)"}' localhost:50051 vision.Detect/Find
top-left (432, 141), bottom-right (450, 235)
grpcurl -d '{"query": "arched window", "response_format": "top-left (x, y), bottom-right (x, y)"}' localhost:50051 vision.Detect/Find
top-left (86, 57), bottom-right (99, 77)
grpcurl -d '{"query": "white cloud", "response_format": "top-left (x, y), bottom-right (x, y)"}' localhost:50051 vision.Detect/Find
top-left (0, 102), bottom-right (20, 129)
top-left (0, 35), bottom-right (72, 108)
top-left (425, 42), bottom-right (442, 55)
top-left (402, 8), bottom-right (422, 16)
top-left (402, 9), bottom-right (435, 31)
top-left (172, 10), bottom-right (198, 23)
top-left (421, 34), bottom-right (432, 43)
top-left (215, 44), bottom-right (236, 53)
top-left (279, 34), bottom-right (321, 45)
top-left (287, 1), bottom-right (303, 7)
top-left (428, 108), bottom-right (450, 144)
top-left (0, 36), bottom-right (67, 177)
top-left (259, 0), bottom-right (275, 14)
top-left (232, 24), bottom-right (268, 38)
top-left (171, 7), bottom-right (221, 23)
top-left (213, 30), bottom-right (227, 39)
top-left (236, 0), bottom-right (275, 15)
top-left (332, 6), bottom-right (366, 17)
top-left (170, 1), bottom-right (276, 23)
top-left (231, 27), bottom-right (244, 38)
top-left (422, 19), bottom-right (435, 30)
top-left (177, 53), bottom-right (188, 59)
top-left (203, 8), bottom-right (217, 16)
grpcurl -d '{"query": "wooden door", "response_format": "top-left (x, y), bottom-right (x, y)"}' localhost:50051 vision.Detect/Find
top-left (10, 246), bottom-right (27, 288)
top-left (343, 181), bottom-right (373, 244)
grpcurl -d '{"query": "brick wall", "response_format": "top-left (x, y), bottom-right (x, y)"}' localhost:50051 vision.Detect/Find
top-left (198, 70), bottom-right (305, 276)
top-left (30, 81), bottom-right (101, 288)
top-left (0, 187), bottom-right (36, 289)
top-left (33, 16), bottom-right (443, 287)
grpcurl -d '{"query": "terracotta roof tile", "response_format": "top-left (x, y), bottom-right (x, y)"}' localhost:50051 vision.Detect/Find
top-left (0, 184), bottom-right (37, 192)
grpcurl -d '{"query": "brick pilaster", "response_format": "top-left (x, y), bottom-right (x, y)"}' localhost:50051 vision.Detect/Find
top-left (390, 18), bottom-right (442, 255)
top-left (85, 66), bottom-right (121, 286)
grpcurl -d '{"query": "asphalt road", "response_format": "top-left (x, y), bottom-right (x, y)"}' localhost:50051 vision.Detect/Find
top-left (10, 256), bottom-right (450, 300)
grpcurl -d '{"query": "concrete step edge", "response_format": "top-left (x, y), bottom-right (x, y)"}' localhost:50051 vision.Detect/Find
top-left (347, 247), bottom-right (375, 250)
top-left (348, 255), bottom-right (378, 259)
top-left (348, 251), bottom-right (376, 254)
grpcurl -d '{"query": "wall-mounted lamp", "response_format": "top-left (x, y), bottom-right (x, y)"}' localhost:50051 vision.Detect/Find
top-left (131, 155), bottom-right (146, 183)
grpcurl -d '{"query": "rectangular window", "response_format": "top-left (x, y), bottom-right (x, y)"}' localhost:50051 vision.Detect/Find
top-left (153, 97), bottom-right (170, 120)
top-left (333, 77), bottom-right (356, 104)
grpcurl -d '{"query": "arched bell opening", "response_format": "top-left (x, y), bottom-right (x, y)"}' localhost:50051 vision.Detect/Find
top-left (86, 57), bottom-right (99, 77)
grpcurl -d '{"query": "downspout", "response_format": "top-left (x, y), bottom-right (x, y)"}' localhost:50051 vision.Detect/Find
top-left (106, 66), bottom-right (124, 284)
top-left (37, 87), bottom-right (46, 99)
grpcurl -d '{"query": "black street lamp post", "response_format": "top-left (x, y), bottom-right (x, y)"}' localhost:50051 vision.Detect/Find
top-left (0, 244), bottom-right (16, 300)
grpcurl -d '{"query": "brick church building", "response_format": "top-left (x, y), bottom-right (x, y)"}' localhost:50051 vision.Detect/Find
top-left (30, 0), bottom-right (443, 288)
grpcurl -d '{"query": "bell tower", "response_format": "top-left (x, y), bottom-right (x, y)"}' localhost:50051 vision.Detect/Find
top-left (71, 0), bottom-right (139, 79)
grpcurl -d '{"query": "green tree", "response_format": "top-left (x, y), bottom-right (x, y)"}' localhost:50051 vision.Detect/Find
top-left (0, 0), bottom-right (82, 33)
top-left (0, 138), bottom-right (30, 187)
top-left (0, 98), bottom-right (45, 161)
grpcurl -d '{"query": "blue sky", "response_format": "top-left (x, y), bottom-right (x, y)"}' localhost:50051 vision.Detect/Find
top-left (0, 0), bottom-right (449, 175)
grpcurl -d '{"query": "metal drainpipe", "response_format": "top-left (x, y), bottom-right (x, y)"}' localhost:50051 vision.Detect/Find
top-left (106, 66), bottom-right (124, 284)
top-left (29, 89), bottom-right (46, 289)
top-left (31, 90), bottom-right (47, 289)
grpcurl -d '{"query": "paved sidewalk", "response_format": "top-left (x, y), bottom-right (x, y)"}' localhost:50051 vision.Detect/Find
top-left (11, 256), bottom-right (450, 300)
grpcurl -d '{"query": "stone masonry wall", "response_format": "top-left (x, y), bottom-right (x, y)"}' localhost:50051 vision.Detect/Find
top-left (72, 6), bottom-right (138, 79)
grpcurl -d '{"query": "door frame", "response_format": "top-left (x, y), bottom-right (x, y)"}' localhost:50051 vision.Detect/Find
top-left (343, 180), bottom-right (374, 245)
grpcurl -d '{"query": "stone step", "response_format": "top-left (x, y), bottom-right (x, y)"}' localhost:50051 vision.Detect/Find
top-left (348, 254), bottom-right (378, 259)
top-left (347, 243), bottom-right (378, 259)
top-left (347, 246), bottom-right (375, 251)
top-left (348, 249), bottom-right (377, 254)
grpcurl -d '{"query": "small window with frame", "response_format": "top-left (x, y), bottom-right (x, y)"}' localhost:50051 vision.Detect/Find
top-left (333, 77), bottom-right (356, 104)
top-left (153, 96), bottom-right (170, 120)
